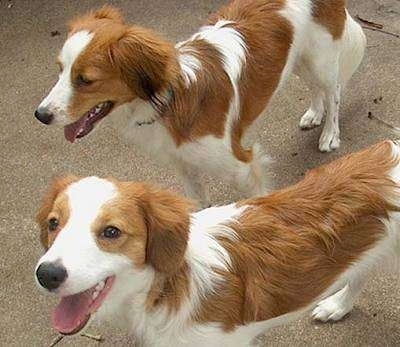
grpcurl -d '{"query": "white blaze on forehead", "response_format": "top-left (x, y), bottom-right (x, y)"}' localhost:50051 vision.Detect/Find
top-left (38, 31), bottom-right (94, 122)
top-left (40, 176), bottom-right (117, 264)
top-left (66, 176), bottom-right (117, 223)
top-left (60, 31), bottom-right (94, 68)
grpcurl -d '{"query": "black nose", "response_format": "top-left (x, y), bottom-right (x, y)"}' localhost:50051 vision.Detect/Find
top-left (34, 108), bottom-right (54, 125)
top-left (36, 262), bottom-right (67, 291)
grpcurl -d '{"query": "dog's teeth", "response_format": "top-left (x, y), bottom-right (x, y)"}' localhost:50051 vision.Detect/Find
top-left (92, 291), bottom-right (99, 300)
top-left (96, 281), bottom-right (105, 291)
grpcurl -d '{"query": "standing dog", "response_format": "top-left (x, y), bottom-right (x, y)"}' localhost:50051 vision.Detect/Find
top-left (34, 1), bottom-right (366, 205)
top-left (35, 140), bottom-right (399, 346)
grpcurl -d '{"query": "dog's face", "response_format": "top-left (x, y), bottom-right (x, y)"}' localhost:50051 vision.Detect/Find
top-left (35, 176), bottom-right (191, 335)
top-left (34, 6), bottom-right (176, 143)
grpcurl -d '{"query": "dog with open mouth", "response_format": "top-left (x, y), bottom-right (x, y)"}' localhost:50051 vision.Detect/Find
top-left (34, 1), bottom-right (366, 206)
top-left (35, 140), bottom-right (400, 346)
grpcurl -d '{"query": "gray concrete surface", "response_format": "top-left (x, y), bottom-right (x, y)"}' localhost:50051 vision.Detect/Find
top-left (0, 0), bottom-right (399, 346)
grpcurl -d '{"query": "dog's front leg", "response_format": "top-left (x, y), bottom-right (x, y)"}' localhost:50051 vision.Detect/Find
top-left (176, 161), bottom-right (210, 208)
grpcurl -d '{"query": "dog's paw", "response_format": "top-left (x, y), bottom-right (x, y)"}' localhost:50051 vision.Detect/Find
top-left (312, 286), bottom-right (353, 322)
top-left (299, 109), bottom-right (323, 130)
top-left (319, 131), bottom-right (340, 152)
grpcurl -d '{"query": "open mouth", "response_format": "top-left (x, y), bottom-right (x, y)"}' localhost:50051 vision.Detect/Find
top-left (52, 276), bottom-right (115, 335)
top-left (64, 101), bottom-right (114, 143)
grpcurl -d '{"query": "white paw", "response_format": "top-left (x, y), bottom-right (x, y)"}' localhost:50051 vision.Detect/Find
top-left (319, 131), bottom-right (340, 152)
top-left (312, 287), bottom-right (353, 322)
top-left (299, 109), bottom-right (323, 130)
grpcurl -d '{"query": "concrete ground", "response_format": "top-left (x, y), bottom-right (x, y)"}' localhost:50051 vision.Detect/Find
top-left (0, 0), bottom-right (399, 346)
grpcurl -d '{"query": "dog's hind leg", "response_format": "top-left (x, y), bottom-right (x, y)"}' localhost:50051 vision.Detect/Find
top-left (337, 12), bottom-right (366, 89)
top-left (297, 32), bottom-right (342, 152)
top-left (298, 12), bottom-right (366, 152)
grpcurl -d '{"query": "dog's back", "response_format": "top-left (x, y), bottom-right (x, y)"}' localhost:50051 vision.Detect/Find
top-left (194, 140), bottom-right (400, 331)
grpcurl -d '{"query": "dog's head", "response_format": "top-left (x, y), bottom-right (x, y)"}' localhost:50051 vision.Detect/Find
top-left (34, 6), bottom-right (177, 142)
top-left (35, 175), bottom-right (192, 335)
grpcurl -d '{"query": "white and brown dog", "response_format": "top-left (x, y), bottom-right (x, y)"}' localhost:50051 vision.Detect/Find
top-left (35, 140), bottom-right (399, 346)
top-left (34, 1), bottom-right (366, 206)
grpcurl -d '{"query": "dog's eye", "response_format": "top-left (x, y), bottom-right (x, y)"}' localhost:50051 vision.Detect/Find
top-left (48, 218), bottom-right (59, 232)
top-left (76, 74), bottom-right (92, 86)
top-left (102, 226), bottom-right (121, 239)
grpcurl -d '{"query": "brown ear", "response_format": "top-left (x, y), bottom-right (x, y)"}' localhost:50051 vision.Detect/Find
top-left (109, 26), bottom-right (177, 103)
top-left (68, 6), bottom-right (125, 32)
top-left (36, 175), bottom-right (78, 249)
top-left (92, 5), bottom-right (124, 23)
top-left (139, 185), bottom-right (193, 274)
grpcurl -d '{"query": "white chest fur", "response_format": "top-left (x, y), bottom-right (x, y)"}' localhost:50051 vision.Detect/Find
top-left (108, 100), bottom-right (177, 165)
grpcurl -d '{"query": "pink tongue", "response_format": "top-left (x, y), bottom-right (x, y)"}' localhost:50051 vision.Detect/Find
top-left (52, 290), bottom-right (92, 335)
top-left (64, 117), bottom-right (86, 143)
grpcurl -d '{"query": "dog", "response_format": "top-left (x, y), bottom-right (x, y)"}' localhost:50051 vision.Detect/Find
top-left (34, 1), bottom-right (366, 206)
top-left (35, 140), bottom-right (399, 346)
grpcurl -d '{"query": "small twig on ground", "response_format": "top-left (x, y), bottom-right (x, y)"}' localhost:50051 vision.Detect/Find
top-left (48, 332), bottom-right (103, 346)
top-left (368, 112), bottom-right (400, 132)
top-left (361, 26), bottom-right (400, 38)
top-left (386, 9), bottom-right (400, 15)
top-left (49, 335), bottom-right (64, 347)
top-left (81, 332), bottom-right (103, 342)
top-left (356, 15), bottom-right (384, 29)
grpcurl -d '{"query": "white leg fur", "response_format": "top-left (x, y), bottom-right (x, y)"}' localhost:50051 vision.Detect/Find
top-left (312, 281), bottom-right (363, 322)
top-left (176, 161), bottom-right (210, 208)
top-left (180, 138), bottom-right (269, 199)
top-left (338, 11), bottom-right (367, 88)
top-left (319, 83), bottom-right (341, 152)
top-left (235, 144), bottom-right (270, 197)
top-left (299, 88), bottom-right (325, 130)
top-left (295, 10), bottom-right (366, 151)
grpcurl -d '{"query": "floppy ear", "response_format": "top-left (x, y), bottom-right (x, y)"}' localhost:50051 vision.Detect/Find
top-left (36, 175), bottom-right (78, 250)
top-left (109, 26), bottom-right (177, 103)
top-left (139, 185), bottom-right (193, 275)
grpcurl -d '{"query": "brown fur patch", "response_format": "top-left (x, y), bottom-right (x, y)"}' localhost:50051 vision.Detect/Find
top-left (164, 39), bottom-right (232, 144)
top-left (312, 0), bottom-right (346, 40)
top-left (107, 27), bottom-right (179, 102)
top-left (145, 262), bottom-right (191, 313)
top-left (195, 141), bottom-right (400, 329)
top-left (209, 0), bottom-right (293, 162)
top-left (36, 175), bottom-right (78, 249)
